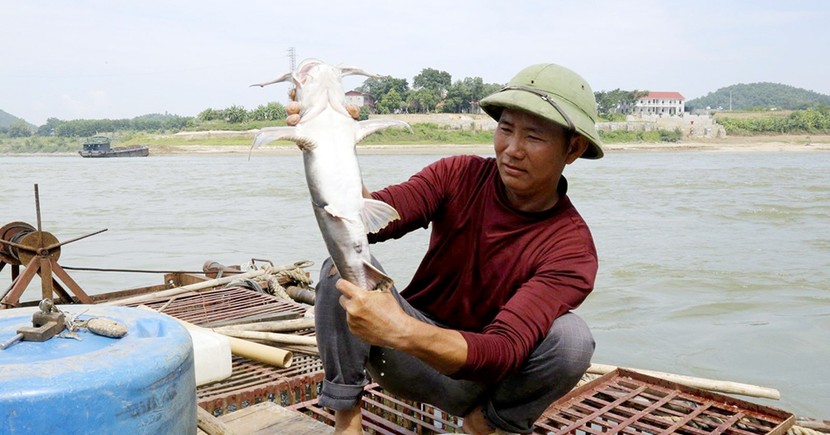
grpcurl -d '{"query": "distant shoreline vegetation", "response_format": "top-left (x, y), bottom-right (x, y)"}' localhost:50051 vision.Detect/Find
top-left (0, 121), bottom-right (684, 153)
top-left (715, 107), bottom-right (830, 135)
top-left (3, 78), bottom-right (829, 153)
top-left (1, 107), bottom-right (829, 154)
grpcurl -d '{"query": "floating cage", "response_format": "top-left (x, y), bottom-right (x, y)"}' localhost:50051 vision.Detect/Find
top-left (288, 370), bottom-right (795, 435)
top-left (537, 368), bottom-right (794, 435)
top-left (289, 383), bottom-right (464, 435)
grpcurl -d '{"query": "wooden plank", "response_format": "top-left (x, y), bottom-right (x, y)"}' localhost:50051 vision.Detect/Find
top-left (219, 402), bottom-right (333, 435)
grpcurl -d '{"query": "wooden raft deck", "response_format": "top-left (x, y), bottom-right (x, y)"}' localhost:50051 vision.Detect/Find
top-left (97, 269), bottom-right (812, 435)
top-left (198, 402), bottom-right (334, 435)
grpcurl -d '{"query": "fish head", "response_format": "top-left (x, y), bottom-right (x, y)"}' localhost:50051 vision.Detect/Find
top-left (291, 59), bottom-right (345, 107)
top-left (252, 58), bottom-right (378, 123)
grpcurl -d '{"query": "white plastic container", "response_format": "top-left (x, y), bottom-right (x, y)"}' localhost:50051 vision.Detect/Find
top-left (188, 326), bottom-right (232, 386)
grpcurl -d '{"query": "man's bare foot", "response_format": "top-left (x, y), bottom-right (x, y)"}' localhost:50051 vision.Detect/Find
top-left (334, 406), bottom-right (363, 434)
top-left (462, 406), bottom-right (496, 435)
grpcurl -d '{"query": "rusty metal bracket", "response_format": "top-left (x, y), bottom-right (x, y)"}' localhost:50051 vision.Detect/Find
top-left (1, 299), bottom-right (67, 350)
top-left (18, 311), bottom-right (65, 342)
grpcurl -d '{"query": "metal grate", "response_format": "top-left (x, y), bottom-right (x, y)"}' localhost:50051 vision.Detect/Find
top-left (125, 287), bottom-right (796, 435)
top-left (290, 370), bottom-right (796, 435)
top-left (289, 383), bottom-right (464, 435)
top-left (198, 356), bottom-right (324, 415)
top-left (536, 368), bottom-right (795, 435)
top-left (124, 286), bottom-right (309, 326)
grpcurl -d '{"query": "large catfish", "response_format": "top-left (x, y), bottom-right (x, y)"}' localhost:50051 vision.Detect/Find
top-left (251, 58), bottom-right (408, 292)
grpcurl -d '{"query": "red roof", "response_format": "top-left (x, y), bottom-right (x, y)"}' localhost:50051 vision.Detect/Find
top-left (645, 91), bottom-right (685, 100)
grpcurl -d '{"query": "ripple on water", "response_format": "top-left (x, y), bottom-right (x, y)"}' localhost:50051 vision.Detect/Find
top-left (2, 152), bottom-right (829, 418)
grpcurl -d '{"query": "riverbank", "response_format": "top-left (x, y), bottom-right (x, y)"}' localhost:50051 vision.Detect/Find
top-left (151, 134), bottom-right (830, 155)
top-left (3, 134), bottom-right (828, 157)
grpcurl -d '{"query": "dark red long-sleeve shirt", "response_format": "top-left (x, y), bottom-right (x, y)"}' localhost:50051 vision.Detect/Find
top-left (369, 155), bottom-right (597, 383)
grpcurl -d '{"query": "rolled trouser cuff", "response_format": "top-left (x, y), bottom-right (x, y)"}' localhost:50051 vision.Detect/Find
top-left (318, 379), bottom-right (367, 410)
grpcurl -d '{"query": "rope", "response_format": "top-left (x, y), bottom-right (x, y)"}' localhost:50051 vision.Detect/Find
top-left (248, 265), bottom-right (315, 301)
top-left (788, 426), bottom-right (826, 435)
top-left (275, 267), bottom-right (313, 286)
top-left (265, 275), bottom-right (292, 300)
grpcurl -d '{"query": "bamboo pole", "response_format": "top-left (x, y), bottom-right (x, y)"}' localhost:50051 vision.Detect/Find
top-left (588, 363), bottom-right (780, 400)
top-left (104, 261), bottom-right (306, 306)
top-left (217, 330), bottom-right (318, 347)
top-left (280, 344), bottom-right (320, 357)
top-left (221, 335), bottom-right (293, 368)
top-left (214, 317), bottom-right (316, 333)
top-left (103, 269), bottom-right (266, 306)
top-left (137, 305), bottom-right (294, 368)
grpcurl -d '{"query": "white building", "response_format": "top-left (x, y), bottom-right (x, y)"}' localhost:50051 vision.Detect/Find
top-left (633, 91), bottom-right (686, 116)
top-left (345, 90), bottom-right (374, 110)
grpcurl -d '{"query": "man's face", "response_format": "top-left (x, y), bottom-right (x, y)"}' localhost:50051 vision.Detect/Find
top-left (494, 109), bottom-right (584, 212)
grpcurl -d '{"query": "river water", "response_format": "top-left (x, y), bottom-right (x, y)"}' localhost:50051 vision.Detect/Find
top-left (1, 150), bottom-right (828, 418)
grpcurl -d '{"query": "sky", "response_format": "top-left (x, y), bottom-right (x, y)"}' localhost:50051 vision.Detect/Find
top-left (2, 0), bottom-right (829, 126)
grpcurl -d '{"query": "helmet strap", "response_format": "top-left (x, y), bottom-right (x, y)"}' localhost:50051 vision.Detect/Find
top-left (499, 85), bottom-right (577, 136)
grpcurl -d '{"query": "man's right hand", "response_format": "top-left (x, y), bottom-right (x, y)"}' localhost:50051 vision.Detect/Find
top-left (335, 278), bottom-right (469, 375)
top-left (336, 278), bottom-right (411, 349)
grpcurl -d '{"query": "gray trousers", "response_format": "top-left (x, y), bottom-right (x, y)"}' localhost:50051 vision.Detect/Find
top-left (314, 258), bottom-right (595, 434)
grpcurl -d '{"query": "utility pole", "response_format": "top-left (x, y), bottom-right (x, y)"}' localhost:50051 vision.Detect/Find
top-left (287, 47), bottom-right (296, 72)
top-left (287, 47), bottom-right (297, 99)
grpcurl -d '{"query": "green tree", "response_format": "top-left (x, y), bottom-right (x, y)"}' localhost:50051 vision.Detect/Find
top-left (131, 115), bottom-right (163, 131)
top-left (162, 115), bottom-right (192, 130)
top-left (594, 89), bottom-right (648, 118)
top-left (7, 120), bottom-right (33, 138)
top-left (406, 88), bottom-right (441, 113)
top-left (249, 102), bottom-right (286, 121)
top-left (223, 105), bottom-right (248, 123)
top-left (357, 76), bottom-right (409, 106)
top-left (413, 68), bottom-right (452, 94)
top-left (37, 118), bottom-right (63, 136)
top-left (376, 89), bottom-right (404, 114)
top-left (198, 108), bottom-right (222, 122)
top-left (481, 82), bottom-right (504, 99)
top-left (443, 77), bottom-right (502, 113)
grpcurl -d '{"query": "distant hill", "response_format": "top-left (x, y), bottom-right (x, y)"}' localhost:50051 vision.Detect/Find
top-left (687, 83), bottom-right (830, 112)
top-left (0, 109), bottom-right (26, 129)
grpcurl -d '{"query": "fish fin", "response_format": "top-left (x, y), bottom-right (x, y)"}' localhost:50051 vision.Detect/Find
top-left (250, 127), bottom-right (315, 159)
top-left (323, 204), bottom-right (349, 220)
top-left (361, 198), bottom-right (400, 234)
top-left (363, 260), bottom-right (394, 292)
top-left (252, 127), bottom-right (300, 148)
top-left (339, 65), bottom-right (376, 79)
top-left (356, 120), bottom-right (413, 143)
top-left (250, 72), bottom-right (293, 88)
top-left (251, 58), bottom-right (323, 90)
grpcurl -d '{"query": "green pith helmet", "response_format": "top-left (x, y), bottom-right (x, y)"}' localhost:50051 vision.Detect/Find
top-left (480, 63), bottom-right (604, 159)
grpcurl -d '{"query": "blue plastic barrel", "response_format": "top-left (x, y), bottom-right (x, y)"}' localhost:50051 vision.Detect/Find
top-left (0, 305), bottom-right (196, 434)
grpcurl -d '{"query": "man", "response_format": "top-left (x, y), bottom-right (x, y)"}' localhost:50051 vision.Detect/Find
top-left (315, 63), bottom-right (604, 434)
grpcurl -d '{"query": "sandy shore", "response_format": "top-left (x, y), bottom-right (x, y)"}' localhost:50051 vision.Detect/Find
top-left (3, 135), bottom-right (826, 157)
top-left (152, 135), bottom-right (830, 156)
